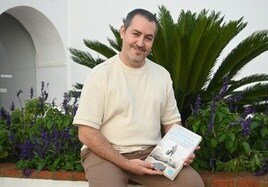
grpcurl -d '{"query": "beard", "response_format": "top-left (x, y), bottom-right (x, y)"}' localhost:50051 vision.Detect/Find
top-left (128, 45), bottom-right (149, 63)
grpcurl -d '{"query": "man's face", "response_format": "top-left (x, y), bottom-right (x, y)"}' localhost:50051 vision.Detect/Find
top-left (119, 15), bottom-right (157, 68)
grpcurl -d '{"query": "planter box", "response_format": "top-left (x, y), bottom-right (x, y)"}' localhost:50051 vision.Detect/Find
top-left (1, 163), bottom-right (268, 187)
top-left (0, 163), bottom-right (142, 187)
top-left (199, 170), bottom-right (268, 187)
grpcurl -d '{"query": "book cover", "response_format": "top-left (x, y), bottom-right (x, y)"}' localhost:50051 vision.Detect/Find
top-left (145, 124), bottom-right (202, 181)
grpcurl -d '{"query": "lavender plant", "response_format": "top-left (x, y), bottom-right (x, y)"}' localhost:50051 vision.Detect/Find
top-left (0, 108), bottom-right (11, 159)
top-left (187, 80), bottom-right (268, 173)
top-left (0, 82), bottom-right (83, 173)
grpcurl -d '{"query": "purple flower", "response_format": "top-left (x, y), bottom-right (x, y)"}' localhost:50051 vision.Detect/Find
top-left (5, 112), bottom-right (11, 128)
top-left (72, 105), bottom-right (78, 116)
top-left (39, 97), bottom-right (44, 115)
top-left (40, 82), bottom-right (49, 101)
top-left (33, 137), bottom-right (45, 159)
top-left (239, 117), bottom-right (252, 136)
top-left (208, 96), bottom-right (218, 131)
top-left (40, 128), bottom-right (50, 149)
top-left (9, 133), bottom-right (15, 142)
top-left (52, 129), bottom-right (61, 151)
top-left (63, 127), bottom-right (71, 140)
top-left (52, 99), bottom-right (56, 107)
top-left (63, 93), bottom-right (71, 115)
top-left (0, 107), bottom-right (7, 119)
top-left (218, 77), bottom-right (229, 98)
top-left (71, 91), bottom-right (80, 116)
top-left (9, 102), bottom-right (15, 111)
top-left (42, 90), bottom-right (48, 101)
top-left (243, 105), bottom-right (255, 117)
top-left (23, 169), bottom-right (33, 177)
top-left (16, 89), bottom-right (23, 98)
top-left (41, 81), bottom-right (45, 92)
top-left (30, 87), bottom-right (34, 99)
top-left (225, 93), bottom-right (243, 113)
top-left (19, 139), bottom-right (34, 160)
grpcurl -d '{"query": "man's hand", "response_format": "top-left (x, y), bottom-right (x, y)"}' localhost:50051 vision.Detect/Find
top-left (125, 159), bottom-right (162, 175)
top-left (184, 146), bottom-right (200, 166)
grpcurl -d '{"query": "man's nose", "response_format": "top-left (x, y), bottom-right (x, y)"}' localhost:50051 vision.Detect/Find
top-left (136, 37), bottom-right (145, 47)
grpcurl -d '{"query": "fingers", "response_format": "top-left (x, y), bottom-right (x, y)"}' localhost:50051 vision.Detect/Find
top-left (139, 161), bottom-right (154, 169)
top-left (184, 146), bottom-right (200, 165)
top-left (146, 169), bottom-right (162, 175)
top-left (184, 153), bottom-right (195, 166)
top-left (139, 161), bottom-right (162, 175)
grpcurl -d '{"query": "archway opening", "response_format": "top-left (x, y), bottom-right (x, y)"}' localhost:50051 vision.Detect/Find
top-left (0, 12), bottom-right (36, 110)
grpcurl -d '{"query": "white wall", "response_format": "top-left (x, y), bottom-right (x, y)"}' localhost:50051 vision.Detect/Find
top-left (0, 0), bottom-right (68, 42)
top-left (68, 0), bottom-right (268, 88)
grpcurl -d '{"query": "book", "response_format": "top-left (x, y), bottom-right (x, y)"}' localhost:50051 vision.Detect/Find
top-left (145, 124), bottom-right (202, 181)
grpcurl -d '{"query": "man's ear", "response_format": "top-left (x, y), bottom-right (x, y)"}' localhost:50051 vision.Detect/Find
top-left (119, 25), bottom-right (125, 39)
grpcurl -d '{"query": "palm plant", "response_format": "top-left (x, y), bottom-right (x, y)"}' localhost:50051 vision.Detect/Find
top-left (69, 5), bottom-right (268, 121)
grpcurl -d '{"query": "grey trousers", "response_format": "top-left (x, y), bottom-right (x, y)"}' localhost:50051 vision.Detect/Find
top-left (81, 147), bottom-right (205, 187)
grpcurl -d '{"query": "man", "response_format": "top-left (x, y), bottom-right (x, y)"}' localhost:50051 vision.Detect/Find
top-left (73, 8), bottom-right (204, 187)
top-left (166, 144), bottom-right (178, 157)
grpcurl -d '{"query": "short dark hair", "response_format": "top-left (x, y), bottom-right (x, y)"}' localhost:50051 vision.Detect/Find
top-left (122, 8), bottom-right (158, 33)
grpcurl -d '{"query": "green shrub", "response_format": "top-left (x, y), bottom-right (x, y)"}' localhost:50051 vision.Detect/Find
top-left (187, 81), bottom-right (268, 173)
top-left (0, 82), bottom-right (83, 175)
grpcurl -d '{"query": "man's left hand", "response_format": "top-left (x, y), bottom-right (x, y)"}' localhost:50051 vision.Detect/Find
top-left (183, 146), bottom-right (200, 166)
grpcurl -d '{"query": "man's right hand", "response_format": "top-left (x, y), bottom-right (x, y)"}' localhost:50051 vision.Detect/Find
top-left (124, 159), bottom-right (162, 175)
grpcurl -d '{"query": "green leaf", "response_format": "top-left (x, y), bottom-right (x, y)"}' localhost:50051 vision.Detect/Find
top-left (210, 137), bottom-right (218, 148)
top-left (242, 141), bottom-right (251, 154)
top-left (37, 162), bottom-right (46, 171)
top-left (219, 134), bottom-right (227, 142)
top-left (228, 133), bottom-right (236, 142)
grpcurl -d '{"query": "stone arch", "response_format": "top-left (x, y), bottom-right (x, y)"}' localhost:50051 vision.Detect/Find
top-left (0, 6), bottom-right (67, 109)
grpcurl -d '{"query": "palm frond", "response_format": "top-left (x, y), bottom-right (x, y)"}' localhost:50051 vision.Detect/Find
top-left (69, 48), bottom-right (104, 68)
top-left (186, 10), bottom-right (223, 93)
top-left (209, 30), bottom-right (268, 91)
top-left (83, 39), bottom-right (117, 58)
top-left (73, 83), bottom-right (83, 90)
top-left (238, 82), bottom-right (268, 98)
top-left (107, 25), bottom-right (122, 52)
top-left (228, 83), bottom-right (268, 111)
top-left (228, 74), bottom-right (268, 92)
top-left (152, 5), bottom-right (176, 68)
top-left (228, 30), bottom-right (268, 77)
top-left (205, 18), bottom-right (247, 91)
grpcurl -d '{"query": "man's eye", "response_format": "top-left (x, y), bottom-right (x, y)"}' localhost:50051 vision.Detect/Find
top-left (145, 37), bottom-right (153, 41)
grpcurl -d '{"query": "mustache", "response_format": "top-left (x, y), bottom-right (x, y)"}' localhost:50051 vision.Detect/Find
top-left (132, 45), bottom-right (146, 52)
